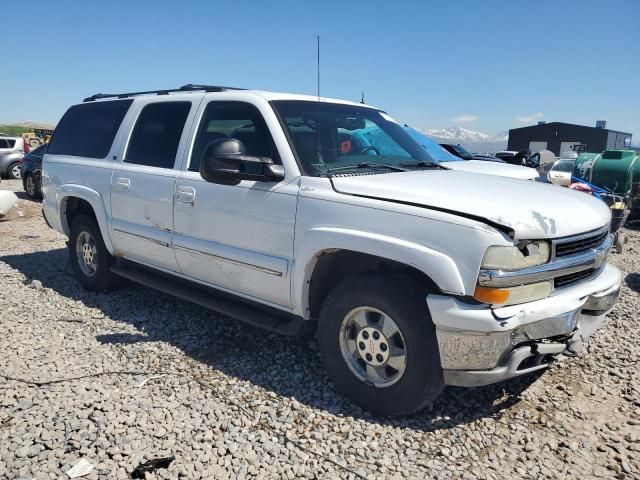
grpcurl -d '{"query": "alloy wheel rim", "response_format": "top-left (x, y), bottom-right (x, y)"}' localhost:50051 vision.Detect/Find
top-left (26, 176), bottom-right (35, 195)
top-left (11, 164), bottom-right (21, 179)
top-left (76, 231), bottom-right (97, 276)
top-left (339, 306), bottom-right (407, 388)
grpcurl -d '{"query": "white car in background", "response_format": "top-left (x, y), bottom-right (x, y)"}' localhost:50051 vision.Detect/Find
top-left (547, 158), bottom-right (576, 186)
top-left (404, 127), bottom-right (539, 181)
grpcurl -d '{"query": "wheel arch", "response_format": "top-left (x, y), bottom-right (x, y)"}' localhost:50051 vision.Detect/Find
top-left (294, 228), bottom-right (466, 320)
top-left (58, 186), bottom-right (115, 253)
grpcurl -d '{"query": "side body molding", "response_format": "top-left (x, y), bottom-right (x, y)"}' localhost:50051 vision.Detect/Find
top-left (292, 226), bottom-right (465, 318)
top-left (57, 184), bottom-right (115, 253)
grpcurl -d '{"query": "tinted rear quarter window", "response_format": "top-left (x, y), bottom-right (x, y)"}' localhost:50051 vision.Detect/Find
top-left (47, 100), bottom-right (133, 158)
top-left (125, 102), bottom-right (191, 169)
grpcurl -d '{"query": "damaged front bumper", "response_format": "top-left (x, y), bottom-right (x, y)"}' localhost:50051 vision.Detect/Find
top-left (428, 262), bottom-right (621, 387)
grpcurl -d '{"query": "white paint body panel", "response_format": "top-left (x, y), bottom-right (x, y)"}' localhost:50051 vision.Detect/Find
top-left (445, 160), bottom-right (539, 180)
top-left (330, 169), bottom-right (611, 239)
top-left (173, 172), bottom-right (298, 306)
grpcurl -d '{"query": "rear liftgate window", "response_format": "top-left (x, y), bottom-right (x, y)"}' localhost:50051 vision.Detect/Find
top-left (125, 102), bottom-right (191, 169)
top-left (47, 100), bottom-right (133, 159)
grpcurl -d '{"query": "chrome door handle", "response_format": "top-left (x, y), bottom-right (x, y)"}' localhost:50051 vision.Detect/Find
top-left (113, 177), bottom-right (131, 192)
top-left (176, 187), bottom-right (196, 205)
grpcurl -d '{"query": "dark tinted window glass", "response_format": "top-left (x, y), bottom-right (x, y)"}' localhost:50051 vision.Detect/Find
top-left (125, 102), bottom-right (191, 168)
top-left (6, 139), bottom-right (16, 148)
top-left (47, 100), bottom-right (133, 158)
top-left (0, 140), bottom-right (8, 148)
top-left (189, 102), bottom-right (279, 172)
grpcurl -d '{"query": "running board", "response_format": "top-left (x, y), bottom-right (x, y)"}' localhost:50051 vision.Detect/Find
top-left (110, 263), bottom-right (314, 336)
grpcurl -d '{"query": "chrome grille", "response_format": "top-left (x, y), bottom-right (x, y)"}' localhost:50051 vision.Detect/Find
top-left (554, 229), bottom-right (609, 258)
top-left (554, 268), bottom-right (596, 289)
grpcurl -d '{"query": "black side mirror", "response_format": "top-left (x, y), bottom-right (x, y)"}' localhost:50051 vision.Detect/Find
top-left (199, 138), bottom-right (285, 185)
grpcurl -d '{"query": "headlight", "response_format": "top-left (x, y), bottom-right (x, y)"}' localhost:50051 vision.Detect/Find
top-left (481, 241), bottom-right (550, 271)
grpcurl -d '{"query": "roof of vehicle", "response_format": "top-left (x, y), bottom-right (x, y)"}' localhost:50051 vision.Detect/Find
top-left (81, 84), bottom-right (379, 110)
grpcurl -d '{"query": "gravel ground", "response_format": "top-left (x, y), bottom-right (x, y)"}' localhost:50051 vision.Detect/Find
top-left (0, 178), bottom-right (638, 479)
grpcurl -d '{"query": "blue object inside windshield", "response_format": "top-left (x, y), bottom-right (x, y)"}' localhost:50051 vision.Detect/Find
top-left (403, 127), bottom-right (460, 162)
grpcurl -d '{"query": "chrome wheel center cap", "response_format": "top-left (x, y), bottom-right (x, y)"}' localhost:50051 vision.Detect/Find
top-left (356, 327), bottom-right (389, 366)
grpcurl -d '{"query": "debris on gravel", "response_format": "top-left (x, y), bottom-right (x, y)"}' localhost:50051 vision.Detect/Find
top-left (1, 179), bottom-right (639, 479)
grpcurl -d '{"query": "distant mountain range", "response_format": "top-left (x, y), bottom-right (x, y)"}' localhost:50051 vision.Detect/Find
top-left (420, 126), bottom-right (508, 153)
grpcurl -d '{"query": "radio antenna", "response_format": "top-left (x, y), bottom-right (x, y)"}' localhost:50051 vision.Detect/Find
top-left (361, 92), bottom-right (365, 104)
top-left (316, 35), bottom-right (321, 101)
top-left (316, 35), bottom-right (322, 162)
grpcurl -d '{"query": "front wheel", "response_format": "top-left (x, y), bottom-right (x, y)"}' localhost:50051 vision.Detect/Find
top-left (69, 214), bottom-right (119, 291)
top-left (318, 273), bottom-right (443, 415)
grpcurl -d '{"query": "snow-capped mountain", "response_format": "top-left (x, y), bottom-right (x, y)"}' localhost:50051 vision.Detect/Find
top-left (421, 127), bottom-right (508, 153)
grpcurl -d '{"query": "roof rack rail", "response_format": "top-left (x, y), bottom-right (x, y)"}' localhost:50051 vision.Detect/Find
top-left (82, 84), bottom-right (245, 102)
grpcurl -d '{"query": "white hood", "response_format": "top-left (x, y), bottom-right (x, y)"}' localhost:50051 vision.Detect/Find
top-left (445, 160), bottom-right (539, 180)
top-left (331, 170), bottom-right (611, 239)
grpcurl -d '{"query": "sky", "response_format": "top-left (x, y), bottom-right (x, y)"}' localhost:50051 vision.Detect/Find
top-left (1, 0), bottom-right (638, 138)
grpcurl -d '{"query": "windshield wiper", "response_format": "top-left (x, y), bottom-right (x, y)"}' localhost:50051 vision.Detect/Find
top-left (326, 162), bottom-right (408, 174)
top-left (399, 160), bottom-right (443, 169)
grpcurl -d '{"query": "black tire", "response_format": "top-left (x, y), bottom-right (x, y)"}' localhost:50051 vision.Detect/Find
top-left (69, 214), bottom-right (119, 291)
top-left (615, 233), bottom-right (624, 254)
top-left (7, 161), bottom-right (21, 179)
top-left (318, 273), bottom-right (444, 416)
top-left (24, 173), bottom-right (41, 199)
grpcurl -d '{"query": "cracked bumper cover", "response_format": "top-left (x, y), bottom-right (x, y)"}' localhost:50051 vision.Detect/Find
top-left (428, 263), bottom-right (621, 387)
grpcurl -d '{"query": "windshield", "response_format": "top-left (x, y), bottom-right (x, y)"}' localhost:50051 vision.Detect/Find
top-left (403, 127), bottom-right (459, 162)
top-left (447, 144), bottom-right (474, 160)
top-left (553, 159), bottom-right (575, 173)
top-left (272, 101), bottom-right (437, 175)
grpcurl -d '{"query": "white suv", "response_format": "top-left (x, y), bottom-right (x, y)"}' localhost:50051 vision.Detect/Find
top-left (42, 85), bottom-right (621, 415)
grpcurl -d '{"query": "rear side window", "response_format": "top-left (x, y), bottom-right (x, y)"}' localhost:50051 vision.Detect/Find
top-left (125, 102), bottom-right (191, 169)
top-left (47, 100), bottom-right (133, 158)
top-left (0, 140), bottom-right (8, 148)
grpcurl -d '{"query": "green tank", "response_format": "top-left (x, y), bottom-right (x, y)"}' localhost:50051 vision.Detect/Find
top-left (587, 150), bottom-right (640, 215)
top-left (572, 152), bottom-right (601, 181)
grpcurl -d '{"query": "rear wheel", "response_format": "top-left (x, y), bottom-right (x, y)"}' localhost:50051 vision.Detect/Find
top-left (8, 162), bottom-right (21, 179)
top-left (69, 215), bottom-right (119, 291)
top-left (318, 273), bottom-right (444, 415)
top-left (24, 174), bottom-right (40, 199)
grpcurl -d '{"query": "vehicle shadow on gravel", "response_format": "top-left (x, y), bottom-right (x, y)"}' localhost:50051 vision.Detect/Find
top-left (3, 248), bottom-right (544, 431)
top-left (625, 273), bottom-right (640, 293)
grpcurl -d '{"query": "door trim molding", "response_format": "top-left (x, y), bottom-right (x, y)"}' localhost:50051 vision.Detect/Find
top-left (174, 244), bottom-right (284, 277)
top-left (113, 228), bottom-right (170, 247)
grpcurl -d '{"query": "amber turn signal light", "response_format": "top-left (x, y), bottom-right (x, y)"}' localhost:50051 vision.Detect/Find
top-left (473, 286), bottom-right (510, 305)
